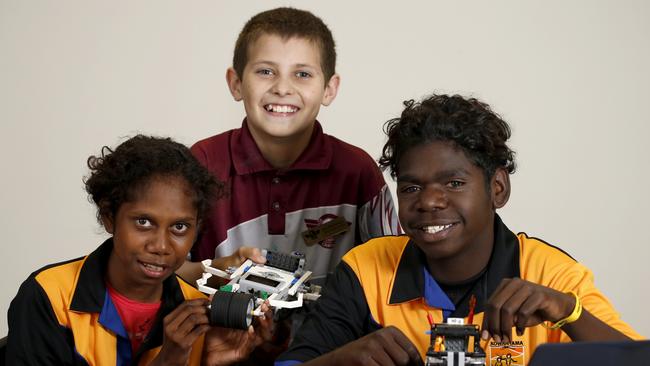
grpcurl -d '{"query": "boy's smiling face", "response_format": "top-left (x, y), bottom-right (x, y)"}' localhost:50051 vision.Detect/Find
top-left (226, 34), bottom-right (339, 147)
top-left (396, 141), bottom-right (509, 281)
top-left (103, 176), bottom-right (198, 302)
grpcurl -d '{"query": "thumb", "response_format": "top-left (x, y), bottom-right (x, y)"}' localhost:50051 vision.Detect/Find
top-left (239, 247), bottom-right (266, 264)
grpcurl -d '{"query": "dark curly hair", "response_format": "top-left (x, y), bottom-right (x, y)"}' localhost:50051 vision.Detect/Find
top-left (233, 7), bottom-right (336, 83)
top-left (379, 94), bottom-right (516, 182)
top-left (84, 135), bottom-right (222, 223)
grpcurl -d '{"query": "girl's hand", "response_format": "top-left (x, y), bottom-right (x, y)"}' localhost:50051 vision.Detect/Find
top-left (202, 301), bottom-right (273, 366)
top-left (151, 298), bottom-right (211, 366)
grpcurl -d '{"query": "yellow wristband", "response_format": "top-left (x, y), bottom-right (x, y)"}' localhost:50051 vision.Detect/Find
top-left (543, 291), bottom-right (582, 329)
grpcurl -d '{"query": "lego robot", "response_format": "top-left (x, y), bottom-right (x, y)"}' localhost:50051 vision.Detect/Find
top-left (425, 318), bottom-right (486, 366)
top-left (197, 249), bottom-right (320, 329)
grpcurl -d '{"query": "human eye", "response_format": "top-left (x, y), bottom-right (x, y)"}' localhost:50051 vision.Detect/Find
top-left (256, 68), bottom-right (274, 77)
top-left (135, 218), bottom-right (152, 228)
top-left (295, 70), bottom-right (312, 78)
top-left (171, 222), bottom-right (190, 235)
top-left (447, 180), bottom-right (465, 189)
top-left (398, 185), bottom-right (420, 194)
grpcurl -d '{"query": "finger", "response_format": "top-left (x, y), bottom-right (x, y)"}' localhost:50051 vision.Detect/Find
top-left (515, 292), bottom-right (546, 334)
top-left (174, 311), bottom-right (210, 338)
top-left (164, 299), bottom-right (206, 330)
top-left (490, 277), bottom-right (511, 299)
top-left (380, 339), bottom-right (410, 365)
top-left (376, 327), bottom-right (418, 365)
top-left (481, 313), bottom-right (490, 341)
top-left (238, 246), bottom-right (266, 264)
top-left (203, 327), bottom-right (252, 364)
top-left (169, 299), bottom-right (209, 322)
top-left (256, 300), bottom-right (273, 321)
top-left (500, 279), bottom-right (538, 342)
top-left (186, 324), bottom-right (211, 342)
top-left (499, 279), bottom-right (537, 342)
top-left (165, 299), bottom-right (210, 334)
top-left (387, 327), bottom-right (423, 364)
top-left (163, 317), bottom-right (210, 352)
top-left (498, 281), bottom-right (533, 342)
top-left (248, 323), bottom-right (269, 348)
top-left (371, 355), bottom-right (394, 366)
top-left (260, 300), bottom-right (271, 313)
top-left (254, 307), bottom-right (275, 343)
top-left (166, 298), bottom-right (209, 319)
top-left (483, 278), bottom-right (516, 342)
top-left (333, 334), bottom-right (380, 366)
top-left (369, 348), bottom-right (394, 366)
top-left (204, 339), bottom-right (248, 365)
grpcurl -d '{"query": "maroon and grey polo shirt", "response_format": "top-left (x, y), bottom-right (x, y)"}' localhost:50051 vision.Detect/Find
top-left (190, 120), bottom-right (400, 281)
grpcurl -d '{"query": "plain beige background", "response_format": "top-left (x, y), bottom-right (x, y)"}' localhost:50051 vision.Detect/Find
top-left (1, 0), bottom-right (648, 338)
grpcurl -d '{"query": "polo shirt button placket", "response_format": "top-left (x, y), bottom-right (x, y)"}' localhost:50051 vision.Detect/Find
top-left (268, 174), bottom-right (286, 234)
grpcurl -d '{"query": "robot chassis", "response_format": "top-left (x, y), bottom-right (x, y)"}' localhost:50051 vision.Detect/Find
top-left (197, 249), bottom-right (320, 329)
top-left (425, 317), bottom-right (486, 366)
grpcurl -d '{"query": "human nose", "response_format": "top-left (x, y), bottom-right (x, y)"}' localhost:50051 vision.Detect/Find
top-left (147, 230), bottom-right (171, 255)
top-left (271, 75), bottom-right (294, 96)
top-left (417, 186), bottom-right (448, 211)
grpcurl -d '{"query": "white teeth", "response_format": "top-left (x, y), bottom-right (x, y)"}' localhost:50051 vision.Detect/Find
top-left (422, 224), bottom-right (453, 234)
top-left (142, 263), bottom-right (164, 272)
top-left (266, 104), bottom-right (297, 113)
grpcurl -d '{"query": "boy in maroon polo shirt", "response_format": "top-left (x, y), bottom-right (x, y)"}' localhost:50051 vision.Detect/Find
top-left (177, 8), bottom-right (399, 287)
top-left (176, 7), bottom-right (400, 362)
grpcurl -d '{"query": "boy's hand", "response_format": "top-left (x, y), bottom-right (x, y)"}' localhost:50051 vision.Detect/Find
top-left (202, 302), bottom-right (273, 366)
top-left (152, 298), bottom-right (211, 366)
top-left (314, 326), bottom-right (423, 366)
top-left (481, 278), bottom-right (576, 343)
top-left (211, 246), bottom-right (266, 270)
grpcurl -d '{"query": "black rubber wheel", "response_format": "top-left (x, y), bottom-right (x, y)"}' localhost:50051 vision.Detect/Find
top-left (209, 291), bottom-right (232, 328)
top-left (209, 292), bottom-right (254, 330)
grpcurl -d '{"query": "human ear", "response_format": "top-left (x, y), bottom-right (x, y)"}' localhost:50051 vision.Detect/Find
top-left (321, 74), bottom-right (340, 106)
top-left (491, 168), bottom-right (511, 209)
top-left (226, 67), bottom-right (243, 101)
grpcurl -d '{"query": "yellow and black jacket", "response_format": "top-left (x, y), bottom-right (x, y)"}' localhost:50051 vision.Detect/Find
top-left (6, 239), bottom-right (206, 365)
top-left (277, 215), bottom-right (641, 365)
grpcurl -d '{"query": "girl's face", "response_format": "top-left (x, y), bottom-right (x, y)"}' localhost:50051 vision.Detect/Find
top-left (104, 175), bottom-right (198, 302)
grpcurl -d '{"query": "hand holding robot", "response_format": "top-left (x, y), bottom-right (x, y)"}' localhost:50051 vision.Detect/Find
top-left (197, 249), bottom-right (321, 329)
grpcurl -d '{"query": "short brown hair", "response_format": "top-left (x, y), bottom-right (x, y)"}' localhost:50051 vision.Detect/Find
top-left (232, 7), bottom-right (337, 83)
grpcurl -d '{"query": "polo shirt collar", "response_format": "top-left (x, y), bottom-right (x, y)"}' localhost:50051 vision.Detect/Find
top-left (69, 238), bottom-right (189, 347)
top-left (388, 215), bottom-right (520, 317)
top-left (231, 119), bottom-right (333, 175)
top-left (69, 238), bottom-right (112, 313)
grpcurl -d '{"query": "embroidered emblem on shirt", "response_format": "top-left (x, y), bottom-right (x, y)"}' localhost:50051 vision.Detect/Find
top-left (489, 340), bottom-right (525, 365)
top-left (302, 214), bottom-right (350, 248)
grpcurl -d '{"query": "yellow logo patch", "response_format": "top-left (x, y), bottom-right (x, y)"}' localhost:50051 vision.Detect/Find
top-left (488, 341), bottom-right (525, 365)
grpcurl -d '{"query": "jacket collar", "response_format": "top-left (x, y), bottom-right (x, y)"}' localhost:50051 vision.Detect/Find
top-left (69, 238), bottom-right (112, 313)
top-left (69, 238), bottom-right (188, 352)
top-left (388, 215), bottom-right (520, 317)
top-left (231, 119), bottom-right (333, 175)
